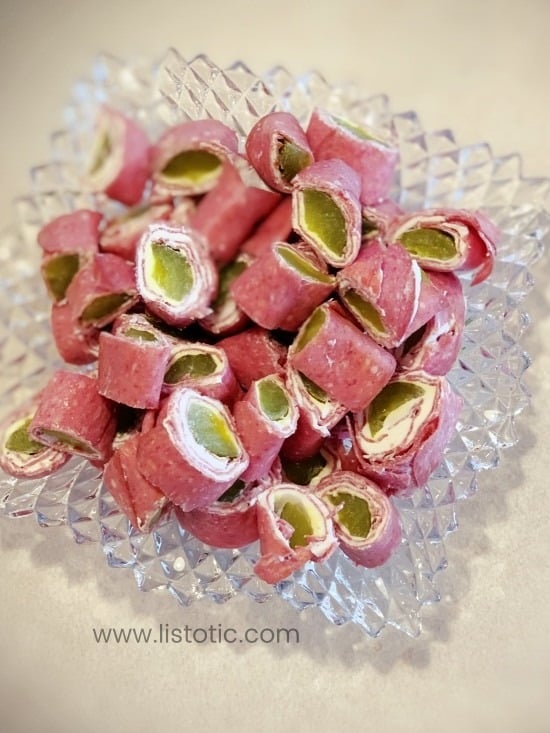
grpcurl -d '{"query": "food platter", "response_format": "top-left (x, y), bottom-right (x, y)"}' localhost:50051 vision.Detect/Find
top-left (0, 49), bottom-right (547, 637)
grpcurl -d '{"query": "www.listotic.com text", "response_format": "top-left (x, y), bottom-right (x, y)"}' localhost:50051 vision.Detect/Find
top-left (92, 624), bottom-right (300, 645)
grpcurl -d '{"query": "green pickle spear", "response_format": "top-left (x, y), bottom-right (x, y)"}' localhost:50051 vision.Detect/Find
top-left (398, 227), bottom-right (456, 261)
top-left (187, 400), bottom-right (239, 458)
top-left (301, 189), bottom-right (347, 258)
top-left (368, 381), bottom-right (425, 436)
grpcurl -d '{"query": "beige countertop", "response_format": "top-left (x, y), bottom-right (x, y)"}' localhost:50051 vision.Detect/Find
top-left (1, 1), bottom-right (549, 732)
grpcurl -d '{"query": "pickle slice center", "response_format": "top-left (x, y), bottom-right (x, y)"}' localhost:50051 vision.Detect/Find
top-left (368, 381), bottom-right (425, 436)
top-left (294, 307), bottom-right (326, 353)
top-left (301, 189), bottom-right (347, 258)
top-left (257, 378), bottom-right (289, 421)
top-left (399, 228), bottom-right (456, 261)
top-left (342, 289), bottom-right (385, 333)
top-left (325, 490), bottom-right (372, 539)
top-left (42, 254), bottom-right (80, 302)
top-left (165, 353), bottom-right (217, 384)
top-left (81, 293), bottom-right (132, 324)
top-left (161, 150), bottom-right (221, 185)
top-left (150, 242), bottom-right (193, 301)
top-left (276, 245), bottom-right (333, 284)
top-left (187, 400), bottom-right (239, 458)
top-left (5, 418), bottom-right (45, 455)
top-left (278, 139), bottom-right (311, 183)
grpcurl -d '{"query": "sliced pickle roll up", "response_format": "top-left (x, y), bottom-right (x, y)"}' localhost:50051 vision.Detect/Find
top-left (217, 326), bottom-right (287, 391)
top-left (233, 374), bottom-right (298, 483)
top-left (292, 159), bottom-right (363, 268)
top-left (395, 271), bottom-right (466, 376)
top-left (199, 253), bottom-right (252, 336)
top-left (350, 371), bottom-right (463, 495)
top-left (188, 160), bottom-right (280, 265)
top-left (49, 300), bottom-right (100, 366)
top-left (84, 104), bottom-right (151, 206)
top-left (245, 111), bottom-right (314, 193)
top-left (230, 241), bottom-right (335, 331)
top-left (281, 367), bottom-right (347, 462)
top-left (135, 222), bottom-right (218, 327)
top-left (162, 340), bottom-right (240, 404)
top-left (337, 239), bottom-right (423, 348)
top-left (241, 197), bottom-right (293, 258)
top-left (103, 433), bottom-right (168, 533)
top-left (281, 446), bottom-right (338, 488)
top-left (254, 483), bottom-right (337, 584)
top-left (151, 119), bottom-right (238, 195)
top-left (29, 371), bottom-right (118, 464)
top-left (38, 209), bottom-right (102, 303)
top-left (136, 387), bottom-right (249, 512)
top-left (316, 470), bottom-right (402, 568)
top-left (306, 107), bottom-right (399, 206)
top-left (387, 207), bottom-right (499, 285)
top-left (0, 397), bottom-right (70, 479)
top-left (99, 202), bottom-right (173, 261)
top-left (289, 301), bottom-right (396, 413)
top-left (176, 477), bottom-right (262, 549)
top-left (97, 314), bottom-right (172, 410)
top-left (65, 252), bottom-right (139, 329)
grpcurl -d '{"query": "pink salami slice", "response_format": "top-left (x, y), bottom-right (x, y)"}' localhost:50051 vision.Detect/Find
top-left (230, 241), bottom-right (335, 331)
top-left (151, 119), bottom-right (238, 195)
top-left (396, 271), bottom-right (465, 375)
top-left (50, 301), bottom-right (99, 365)
top-left (199, 253), bottom-right (252, 336)
top-left (98, 320), bottom-right (172, 409)
top-left (37, 209), bottom-right (102, 255)
top-left (162, 340), bottom-right (240, 404)
top-left (349, 371), bottom-right (463, 495)
top-left (289, 301), bottom-right (396, 413)
top-left (66, 252), bottom-right (139, 328)
top-left (175, 478), bottom-right (261, 549)
top-left (254, 483), bottom-right (337, 584)
top-left (135, 222), bottom-right (217, 327)
top-left (218, 327), bottom-right (287, 390)
top-left (29, 371), bottom-right (117, 464)
top-left (241, 197), bottom-right (293, 257)
top-left (103, 433), bottom-right (168, 532)
top-left (337, 239), bottom-right (422, 348)
top-left (188, 160), bottom-right (280, 265)
top-left (233, 374), bottom-right (298, 483)
top-left (245, 111), bottom-right (314, 193)
top-left (316, 470), bottom-right (402, 568)
top-left (100, 202), bottom-right (172, 261)
top-left (0, 395), bottom-right (70, 479)
top-left (136, 387), bottom-right (249, 511)
top-left (85, 105), bottom-right (151, 206)
top-left (387, 207), bottom-right (499, 285)
top-left (306, 107), bottom-right (399, 205)
top-left (292, 159), bottom-right (362, 268)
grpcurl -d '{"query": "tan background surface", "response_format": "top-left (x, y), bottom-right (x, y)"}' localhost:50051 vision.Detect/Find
top-left (1, 1), bottom-right (549, 732)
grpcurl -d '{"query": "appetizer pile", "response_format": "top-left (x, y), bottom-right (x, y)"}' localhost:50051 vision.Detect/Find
top-left (0, 104), bottom-right (498, 583)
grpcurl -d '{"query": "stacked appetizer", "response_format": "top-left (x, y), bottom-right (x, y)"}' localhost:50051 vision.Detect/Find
top-left (0, 104), bottom-right (498, 583)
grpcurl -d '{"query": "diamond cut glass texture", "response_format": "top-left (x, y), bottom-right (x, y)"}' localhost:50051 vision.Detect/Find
top-left (1, 50), bottom-right (548, 638)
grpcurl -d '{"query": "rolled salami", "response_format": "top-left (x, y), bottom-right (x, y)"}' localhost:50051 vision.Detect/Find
top-left (217, 327), bottom-right (287, 390)
top-left (199, 253), bottom-right (251, 336)
top-left (292, 159), bottom-right (362, 268)
top-left (0, 396), bottom-right (70, 479)
top-left (280, 446), bottom-right (339, 488)
top-left (188, 160), bottom-right (280, 264)
top-left (230, 241), bottom-right (335, 331)
top-left (136, 387), bottom-right (249, 511)
top-left (241, 197), bottom-right (294, 257)
top-left (103, 433), bottom-right (168, 532)
top-left (99, 202), bottom-right (173, 261)
top-left (288, 302), bottom-right (396, 413)
top-left (306, 107), bottom-right (399, 205)
top-left (245, 111), bottom-right (314, 193)
top-left (337, 239), bottom-right (422, 348)
top-left (387, 207), bottom-right (499, 285)
top-left (50, 300), bottom-right (100, 365)
top-left (395, 271), bottom-right (465, 376)
top-left (135, 222), bottom-right (217, 327)
top-left (98, 315), bottom-right (172, 409)
top-left (176, 477), bottom-right (261, 549)
top-left (65, 252), bottom-right (139, 328)
top-left (254, 483), bottom-right (337, 584)
top-left (37, 209), bottom-right (102, 255)
top-left (162, 340), bottom-right (240, 404)
top-left (29, 371), bottom-right (117, 463)
top-left (84, 105), bottom-right (151, 206)
top-left (316, 470), bottom-right (402, 568)
top-left (38, 209), bottom-right (102, 302)
top-left (151, 119), bottom-right (238, 195)
top-left (233, 374), bottom-right (298, 483)
top-left (349, 371), bottom-right (463, 494)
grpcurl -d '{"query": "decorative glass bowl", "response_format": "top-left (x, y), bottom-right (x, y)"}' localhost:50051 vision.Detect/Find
top-left (1, 49), bottom-right (548, 638)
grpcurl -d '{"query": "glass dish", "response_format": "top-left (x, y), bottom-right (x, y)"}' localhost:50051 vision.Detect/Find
top-left (1, 49), bottom-right (548, 638)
